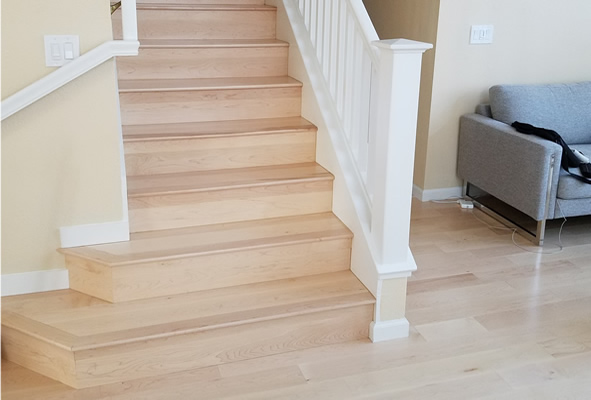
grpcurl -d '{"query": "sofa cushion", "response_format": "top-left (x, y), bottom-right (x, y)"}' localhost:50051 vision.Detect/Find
top-left (557, 144), bottom-right (591, 200)
top-left (489, 82), bottom-right (591, 144)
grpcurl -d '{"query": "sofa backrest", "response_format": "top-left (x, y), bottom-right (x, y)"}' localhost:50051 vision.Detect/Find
top-left (489, 81), bottom-right (591, 144)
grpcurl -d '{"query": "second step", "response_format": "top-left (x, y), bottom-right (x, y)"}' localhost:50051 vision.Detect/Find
top-left (60, 212), bottom-right (353, 302)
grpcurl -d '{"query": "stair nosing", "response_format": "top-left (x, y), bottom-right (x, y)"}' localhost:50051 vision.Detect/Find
top-left (118, 77), bottom-right (302, 93)
top-left (135, 4), bottom-right (276, 11)
top-left (77, 232), bottom-right (351, 268)
top-left (59, 213), bottom-right (352, 267)
top-left (122, 118), bottom-right (317, 142)
top-left (127, 173), bottom-right (334, 199)
top-left (2, 310), bottom-right (77, 352)
top-left (137, 39), bottom-right (289, 49)
top-left (3, 273), bottom-right (374, 352)
top-left (71, 293), bottom-right (375, 351)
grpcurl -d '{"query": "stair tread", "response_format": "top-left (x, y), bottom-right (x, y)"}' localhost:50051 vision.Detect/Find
top-left (2, 271), bottom-right (373, 351)
top-left (138, 38), bottom-right (288, 48)
top-left (135, 3), bottom-right (275, 11)
top-left (59, 212), bottom-right (351, 266)
top-left (122, 117), bottom-right (316, 141)
top-left (119, 76), bottom-right (302, 92)
top-left (126, 162), bottom-right (332, 196)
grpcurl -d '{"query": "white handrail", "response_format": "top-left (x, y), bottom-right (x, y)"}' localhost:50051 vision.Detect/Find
top-left (286, 0), bottom-right (432, 274)
top-left (1, 0), bottom-right (139, 121)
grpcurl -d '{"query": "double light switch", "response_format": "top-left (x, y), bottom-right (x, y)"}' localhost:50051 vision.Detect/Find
top-left (44, 35), bottom-right (80, 67)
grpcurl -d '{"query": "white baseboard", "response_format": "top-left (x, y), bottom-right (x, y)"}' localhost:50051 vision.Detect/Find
top-left (59, 219), bottom-right (129, 248)
top-left (369, 318), bottom-right (410, 342)
top-left (1, 269), bottom-right (69, 296)
top-left (413, 184), bottom-right (463, 202)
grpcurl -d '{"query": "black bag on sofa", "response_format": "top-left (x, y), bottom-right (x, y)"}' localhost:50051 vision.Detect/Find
top-left (512, 121), bottom-right (591, 183)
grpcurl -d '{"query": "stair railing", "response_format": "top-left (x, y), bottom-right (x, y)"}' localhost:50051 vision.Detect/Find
top-left (1, 0), bottom-right (139, 120)
top-left (284, 0), bottom-right (432, 276)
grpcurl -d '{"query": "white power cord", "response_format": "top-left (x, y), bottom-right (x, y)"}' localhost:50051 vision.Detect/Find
top-left (469, 202), bottom-right (566, 255)
top-left (429, 196), bottom-right (567, 254)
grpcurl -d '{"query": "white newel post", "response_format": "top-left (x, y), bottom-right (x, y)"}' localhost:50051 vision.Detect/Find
top-left (368, 39), bottom-right (432, 342)
top-left (370, 38), bottom-right (432, 274)
top-left (121, 0), bottom-right (138, 41)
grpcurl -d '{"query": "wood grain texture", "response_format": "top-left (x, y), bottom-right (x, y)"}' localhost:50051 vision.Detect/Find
top-left (3, 202), bottom-right (591, 398)
top-left (113, 6), bottom-right (276, 40)
top-left (63, 255), bottom-right (114, 303)
top-left (120, 86), bottom-right (302, 125)
top-left (116, 40), bottom-right (288, 80)
top-left (73, 305), bottom-right (372, 388)
top-left (60, 212), bottom-right (351, 265)
top-left (108, 238), bottom-right (352, 301)
top-left (127, 162), bottom-right (331, 195)
top-left (136, 0), bottom-right (265, 4)
top-left (127, 163), bottom-right (334, 232)
top-left (1, 325), bottom-right (77, 388)
top-left (129, 180), bottom-right (332, 232)
top-left (1, 272), bottom-right (374, 388)
top-left (124, 127), bottom-right (316, 175)
top-left (61, 212), bottom-right (352, 301)
top-left (122, 116), bottom-right (316, 141)
top-left (118, 76), bottom-right (302, 92)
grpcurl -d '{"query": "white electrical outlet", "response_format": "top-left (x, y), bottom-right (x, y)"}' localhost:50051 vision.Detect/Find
top-left (44, 35), bottom-right (80, 67)
top-left (470, 25), bottom-right (494, 44)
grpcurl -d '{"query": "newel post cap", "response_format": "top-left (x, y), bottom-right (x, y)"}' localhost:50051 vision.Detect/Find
top-left (372, 38), bottom-right (433, 53)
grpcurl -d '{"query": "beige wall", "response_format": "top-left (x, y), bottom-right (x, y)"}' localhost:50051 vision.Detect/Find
top-left (364, 0), bottom-right (591, 192)
top-left (426, 0), bottom-right (591, 190)
top-left (1, 0), bottom-right (124, 274)
top-left (363, 0), bottom-right (440, 189)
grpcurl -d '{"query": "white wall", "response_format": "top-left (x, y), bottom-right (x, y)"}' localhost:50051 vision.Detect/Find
top-left (1, 0), bottom-right (125, 275)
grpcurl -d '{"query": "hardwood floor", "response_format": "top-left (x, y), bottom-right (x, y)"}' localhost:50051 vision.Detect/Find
top-left (3, 199), bottom-right (591, 399)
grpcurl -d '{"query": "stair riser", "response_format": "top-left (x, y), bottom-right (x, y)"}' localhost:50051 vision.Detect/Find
top-left (1, 326), bottom-right (77, 388)
top-left (137, 0), bottom-right (265, 4)
top-left (15, 306), bottom-right (371, 388)
top-left (128, 180), bottom-right (333, 233)
top-left (117, 46), bottom-right (288, 80)
top-left (67, 238), bottom-right (352, 302)
top-left (124, 131), bottom-right (316, 176)
top-left (120, 87), bottom-right (302, 125)
top-left (113, 9), bottom-right (276, 40)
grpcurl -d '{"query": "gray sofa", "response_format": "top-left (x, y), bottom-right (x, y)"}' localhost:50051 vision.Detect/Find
top-left (458, 81), bottom-right (591, 244)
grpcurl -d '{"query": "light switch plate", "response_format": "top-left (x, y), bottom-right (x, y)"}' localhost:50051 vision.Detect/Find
top-left (44, 35), bottom-right (80, 66)
top-left (470, 25), bottom-right (494, 44)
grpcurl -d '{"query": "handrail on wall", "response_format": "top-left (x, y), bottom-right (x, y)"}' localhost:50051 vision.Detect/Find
top-left (1, 0), bottom-right (139, 121)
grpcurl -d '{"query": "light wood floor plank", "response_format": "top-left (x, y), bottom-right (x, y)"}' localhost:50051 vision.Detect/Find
top-left (4, 200), bottom-right (590, 398)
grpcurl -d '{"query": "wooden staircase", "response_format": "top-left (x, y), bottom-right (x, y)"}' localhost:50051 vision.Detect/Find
top-left (1, 0), bottom-right (375, 389)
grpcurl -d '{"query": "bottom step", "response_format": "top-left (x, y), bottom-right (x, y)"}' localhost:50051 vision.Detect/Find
top-left (1, 271), bottom-right (374, 389)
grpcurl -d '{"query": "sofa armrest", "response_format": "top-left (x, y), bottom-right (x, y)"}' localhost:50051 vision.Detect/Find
top-left (458, 113), bottom-right (562, 220)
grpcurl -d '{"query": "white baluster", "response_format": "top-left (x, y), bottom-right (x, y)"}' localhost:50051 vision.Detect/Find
top-left (309, 0), bottom-right (317, 50)
top-left (328, 0), bottom-right (339, 97)
top-left (121, 0), bottom-right (138, 41)
top-left (336, 0), bottom-right (347, 118)
top-left (357, 52), bottom-right (372, 181)
top-left (350, 34), bottom-right (362, 161)
top-left (343, 12), bottom-right (355, 142)
top-left (315, 0), bottom-right (324, 64)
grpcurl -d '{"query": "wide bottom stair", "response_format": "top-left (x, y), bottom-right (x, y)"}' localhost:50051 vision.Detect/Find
top-left (1, 0), bottom-right (376, 391)
top-left (2, 270), bottom-right (373, 389)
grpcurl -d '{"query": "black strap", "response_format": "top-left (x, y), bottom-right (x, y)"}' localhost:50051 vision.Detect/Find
top-left (512, 121), bottom-right (591, 184)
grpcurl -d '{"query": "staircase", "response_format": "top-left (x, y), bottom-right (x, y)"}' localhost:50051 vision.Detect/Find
top-left (1, 0), bottom-right (375, 389)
